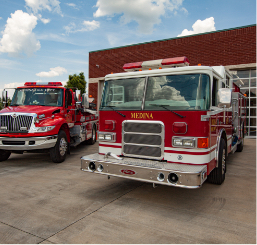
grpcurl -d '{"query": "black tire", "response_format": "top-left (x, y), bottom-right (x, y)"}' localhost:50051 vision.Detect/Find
top-left (88, 124), bottom-right (96, 145)
top-left (0, 150), bottom-right (11, 162)
top-left (50, 130), bottom-right (68, 163)
top-left (236, 124), bottom-right (244, 152)
top-left (208, 138), bottom-right (226, 185)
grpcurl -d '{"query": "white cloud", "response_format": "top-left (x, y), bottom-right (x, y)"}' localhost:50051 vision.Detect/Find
top-left (36, 66), bottom-right (67, 77)
top-left (177, 17), bottom-right (216, 37)
top-left (64, 20), bottom-right (100, 34)
top-left (93, 0), bottom-right (185, 34)
top-left (0, 17), bottom-right (2, 20)
top-left (0, 10), bottom-right (41, 56)
top-left (25, 0), bottom-right (62, 15)
top-left (82, 20), bottom-right (100, 31)
top-left (66, 3), bottom-right (79, 9)
top-left (38, 14), bottom-right (50, 24)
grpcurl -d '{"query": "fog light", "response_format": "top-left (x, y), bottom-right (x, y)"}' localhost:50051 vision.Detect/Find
top-left (168, 173), bottom-right (178, 184)
top-left (97, 164), bottom-right (104, 172)
top-left (157, 172), bottom-right (165, 182)
top-left (88, 162), bottom-right (96, 172)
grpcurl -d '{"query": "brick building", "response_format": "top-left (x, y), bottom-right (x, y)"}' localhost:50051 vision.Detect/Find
top-left (88, 24), bottom-right (256, 137)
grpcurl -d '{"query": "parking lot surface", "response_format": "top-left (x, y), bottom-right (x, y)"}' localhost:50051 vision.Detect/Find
top-left (0, 139), bottom-right (256, 244)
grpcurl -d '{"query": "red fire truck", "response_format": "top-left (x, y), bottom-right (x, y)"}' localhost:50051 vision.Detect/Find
top-left (81, 57), bottom-right (246, 188)
top-left (0, 82), bottom-right (98, 163)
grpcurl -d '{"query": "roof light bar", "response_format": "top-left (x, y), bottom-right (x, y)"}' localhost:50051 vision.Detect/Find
top-left (123, 56), bottom-right (189, 71)
top-left (24, 82), bottom-right (63, 86)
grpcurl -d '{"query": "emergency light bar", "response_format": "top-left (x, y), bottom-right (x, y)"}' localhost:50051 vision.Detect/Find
top-left (24, 82), bottom-right (63, 86)
top-left (123, 56), bottom-right (190, 71)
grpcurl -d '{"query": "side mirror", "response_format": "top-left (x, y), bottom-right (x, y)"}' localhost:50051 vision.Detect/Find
top-left (75, 90), bottom-right (81, 101)
top-left (81, 93), bottom-right (89, 109)
top-left (217, 88), bottom-right (232, 108)
top-left (2, 89), bottom-right (8, 107)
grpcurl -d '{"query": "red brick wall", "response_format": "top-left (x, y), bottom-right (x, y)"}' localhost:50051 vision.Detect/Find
top-left (89, 25), bottom-right (256, 79)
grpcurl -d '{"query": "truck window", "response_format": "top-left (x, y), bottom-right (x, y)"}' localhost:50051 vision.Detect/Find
top-left (212, 77), bottom-right (218, 106)
top-left (100, 77), bottom-right (145, 110)
top-left (11, 88), bottom-right (63, 107)
top-left (65, 89), bottom-right (73, 108)
top-left (145, 74), bottom-right (210, 110)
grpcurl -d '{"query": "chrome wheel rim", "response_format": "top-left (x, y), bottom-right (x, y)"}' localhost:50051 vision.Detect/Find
top-left (222, 148), bottom-right (226, 175)
top-left (59, 138), bottom-right (67, 156)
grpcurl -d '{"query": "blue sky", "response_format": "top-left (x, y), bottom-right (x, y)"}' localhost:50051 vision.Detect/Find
top-left (0, 0), bottom-right (255, 96)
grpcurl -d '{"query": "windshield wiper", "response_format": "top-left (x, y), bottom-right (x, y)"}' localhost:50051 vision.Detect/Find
top-left (149, 104), bottom-right (185, 118)
top-left (101, 106), bottom-right (126, 117)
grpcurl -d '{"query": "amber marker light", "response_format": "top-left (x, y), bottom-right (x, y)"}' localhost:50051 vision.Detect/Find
top-left (198, 138), bottom-right (209, 148)
top-left (198, 64), bottom-right (201, 66)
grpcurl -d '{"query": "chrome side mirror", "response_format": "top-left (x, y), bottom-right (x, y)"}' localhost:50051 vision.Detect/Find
top-left (2, 89), bottom-right (8, 107)
top-left (217, 88), bottom-right (232, 108)
top-left (75, 90), bottom-right (81, 101)
top-left (81, 93), bottom-right (89, 109)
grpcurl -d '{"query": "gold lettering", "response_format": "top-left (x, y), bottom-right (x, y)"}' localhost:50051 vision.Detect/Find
top-left (130, 113), bottom-right (154, 120)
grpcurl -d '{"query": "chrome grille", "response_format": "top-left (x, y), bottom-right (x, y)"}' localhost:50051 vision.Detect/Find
top-left (0, 114), bottom-right (33, 132)
top-left (122, 120), bottom-right (164, 160)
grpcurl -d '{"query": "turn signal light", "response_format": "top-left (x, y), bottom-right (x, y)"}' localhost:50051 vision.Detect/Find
top-left (104, 120), bottom-right (115, 131)
top-left (198, 138), bottom-right (209, 148)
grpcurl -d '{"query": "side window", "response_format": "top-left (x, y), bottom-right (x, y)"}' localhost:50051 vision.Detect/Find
top-left (212, 77), bottom-right (219, 106)
top-left (65, 89), bottom-right (72, 108)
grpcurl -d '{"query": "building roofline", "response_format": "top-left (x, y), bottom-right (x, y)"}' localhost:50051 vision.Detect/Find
top-left (89, 24), bottom-right (256, 54)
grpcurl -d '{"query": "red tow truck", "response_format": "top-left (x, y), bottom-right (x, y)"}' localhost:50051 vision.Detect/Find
top-left (0, 82), bottom-right (98, 163)
top-left (81, 57), bottom-right (246, 188)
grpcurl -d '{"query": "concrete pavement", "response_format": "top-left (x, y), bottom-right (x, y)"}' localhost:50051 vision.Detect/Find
top-left (0, 139), bottom-right (255, 244)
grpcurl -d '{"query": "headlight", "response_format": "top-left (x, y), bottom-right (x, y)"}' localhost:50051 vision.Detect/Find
top-left (172, 137), bottom-right (195, 148)
top-left (183, 139), bottom-right (194, 147)
top-left (35, 126), bottom-right (55, 132)
top-left (173, 138), bottom-right (183, 146)
top-left (98, 134), bottom-right (105, 140)
top-left (98, 132), bottom-right (116, 142)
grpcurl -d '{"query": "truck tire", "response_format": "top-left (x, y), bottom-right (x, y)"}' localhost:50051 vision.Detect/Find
top-left (236, 124), bottom-right (244, 152)
top-left (50, 130), bottom-right (68, 163)
top-left (0, 150), bottom-right (11, 162)
top-left (88, 124), bottom-right (96, 145)
top-left (208, 138), bottom-right (226, 185)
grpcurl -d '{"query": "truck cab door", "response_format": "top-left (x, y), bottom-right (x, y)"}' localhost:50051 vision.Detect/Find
top-left (65, 89), bottom-right (74, 124)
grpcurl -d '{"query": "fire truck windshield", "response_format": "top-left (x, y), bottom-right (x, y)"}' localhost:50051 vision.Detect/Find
top-left (11, 88), bottom-right (63, 107)
top-left (100, 74), bottom-right (210, 111)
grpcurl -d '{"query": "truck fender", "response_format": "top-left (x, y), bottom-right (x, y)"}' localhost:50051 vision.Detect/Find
top-left (59, 123), bottom-right (70, 143)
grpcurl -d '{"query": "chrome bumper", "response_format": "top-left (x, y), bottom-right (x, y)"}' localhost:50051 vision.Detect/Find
top-left (0, 135), bottom-right (58, 151)
top-left (81, 153), bottom-right (207, 189)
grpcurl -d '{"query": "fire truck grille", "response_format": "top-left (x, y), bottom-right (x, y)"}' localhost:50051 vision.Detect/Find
top-left (122, 121), bottom-right (164, 159)
top-left (0, 114), bottom-right (33, 132)
top-left (124, 134), bottom-right (162, 145)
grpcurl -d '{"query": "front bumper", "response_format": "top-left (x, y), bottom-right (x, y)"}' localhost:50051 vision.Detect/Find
top-left (81, 153), bottom-right (207, 189)
top-left (0, 135), bottom-right (58, 151)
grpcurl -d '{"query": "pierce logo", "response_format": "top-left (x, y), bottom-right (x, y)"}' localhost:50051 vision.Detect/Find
top-left (12, 114), bottom-right (17, 119)
top-left (121, 169), bottom-right (136, 175)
